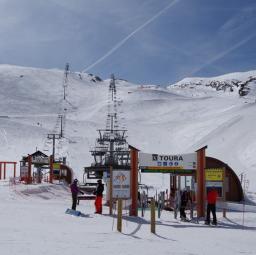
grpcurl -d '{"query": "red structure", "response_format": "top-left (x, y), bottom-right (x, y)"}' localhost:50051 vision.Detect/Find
top-left (49, 155), bottom-right (54, 184)
top-left (196, 146), bottom-right (207, 218)
top-left (129, 145), bottom-right (139, 217)
top-left (0, 161), bottom-right (17, 180)
top-left (21, 151), bottom-right (73, 185)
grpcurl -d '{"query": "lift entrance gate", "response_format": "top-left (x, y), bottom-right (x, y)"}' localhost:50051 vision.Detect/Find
top-left (138, 146), bottom-right (208, 217)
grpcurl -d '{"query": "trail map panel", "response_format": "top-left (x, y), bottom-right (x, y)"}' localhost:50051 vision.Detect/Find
top-left (112, 170), bottom-right (130, 199)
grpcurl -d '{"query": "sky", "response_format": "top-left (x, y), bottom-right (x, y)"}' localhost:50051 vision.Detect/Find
top-left (0, 0), bottom-right (256, 85)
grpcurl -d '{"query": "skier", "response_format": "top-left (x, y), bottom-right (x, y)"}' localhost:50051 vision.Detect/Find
top-left (180, 189), bottom-right (192, 221)
top-left (94, 179), bottom-right (104, 214)
top-left (70, 179), bottom-right (84, 211)
top-left (205, 187), bottom-right (218, 225)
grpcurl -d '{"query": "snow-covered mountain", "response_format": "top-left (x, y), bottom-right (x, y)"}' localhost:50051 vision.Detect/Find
top-left (168, 70), bottom-right (256, 98)
top-left (1, 65), bottom-right (256, 191)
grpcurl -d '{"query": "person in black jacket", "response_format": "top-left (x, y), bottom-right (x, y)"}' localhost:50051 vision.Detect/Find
top-left (94, 179), bottom-right (104, 214)
top-left (180, 189), bottom-right (191, 221)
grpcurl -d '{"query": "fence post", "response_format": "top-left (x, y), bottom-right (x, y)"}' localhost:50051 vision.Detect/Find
top-left (109, 166), bottom-right (113, 215)
top-left (4, 162), bottom-right (6, 179)
top-left (151, 198), bottom-right (156, 234)
top-left (223, 168), bottom-right (227, 218)
top-left (14, 163), bottom-right (16, 178)
top-left (49, 155), bottom-right (53, 183)
top-left (117, 198), bottom-right (122, 232)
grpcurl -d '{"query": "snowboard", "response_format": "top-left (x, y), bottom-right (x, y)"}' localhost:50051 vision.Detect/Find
top-left (65, 208), bottom-right (82, 216)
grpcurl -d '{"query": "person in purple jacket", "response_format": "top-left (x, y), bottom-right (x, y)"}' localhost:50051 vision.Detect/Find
top-left (70, 179), bottom-right (84, 210)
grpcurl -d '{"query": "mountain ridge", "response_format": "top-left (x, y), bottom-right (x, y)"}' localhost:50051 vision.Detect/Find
top-left (0, 64), bottom-right (256, 191)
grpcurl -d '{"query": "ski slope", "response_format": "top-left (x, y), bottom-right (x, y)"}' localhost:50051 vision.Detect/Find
top-left (1, 65), bottom-right (256, 255)
top-left (0, 65), bottom-right (256, 192)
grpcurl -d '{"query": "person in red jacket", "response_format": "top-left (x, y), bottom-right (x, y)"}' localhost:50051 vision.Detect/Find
top-left (205, 187), bottom-right (218, 225)
top-left (94, 179), bottom-right (104, 214)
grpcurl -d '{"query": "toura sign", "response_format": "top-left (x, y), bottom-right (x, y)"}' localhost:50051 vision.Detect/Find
top-left (139, 152), bottom-right (197, 173)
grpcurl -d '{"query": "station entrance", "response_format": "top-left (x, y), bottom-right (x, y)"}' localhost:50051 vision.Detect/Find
top-left (20, 150), bottom-right (73, 184)
top-left (84, 144), bottom-right (242, 218)
top-left (138, 146), bottom-right (207, 217)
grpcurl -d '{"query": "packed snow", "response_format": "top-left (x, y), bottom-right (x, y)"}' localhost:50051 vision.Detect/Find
top-left (1, 180), bottom-right (256, 255)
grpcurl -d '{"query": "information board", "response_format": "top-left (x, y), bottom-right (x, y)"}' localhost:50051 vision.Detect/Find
top-left (32, 156), bottom-right (49, 164)
top-left (205, 168), bottom-right (225, 197)
top-left (20, 166), bottom-right (28, 178)
top-left (112, 170), bottom-right (130, 199)
top-left (205, 168), bottom-right (224, 181)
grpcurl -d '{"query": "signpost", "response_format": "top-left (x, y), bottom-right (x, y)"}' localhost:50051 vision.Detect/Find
top-left (151, 198), bottom-right (156, 234)
top-left (109, 166), bottom-right (113, 215)
top-left (117, 198), bottom-right (122, 232)
top-left (111, 169), bottom-right (130, 233)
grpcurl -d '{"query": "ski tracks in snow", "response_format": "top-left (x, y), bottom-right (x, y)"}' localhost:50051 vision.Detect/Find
top-left (190, 115), bottom-right (243, 150)
top-left (0, 128), bottom-right (8, 146)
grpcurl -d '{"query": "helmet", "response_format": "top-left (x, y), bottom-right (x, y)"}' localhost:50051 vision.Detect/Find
top-left (73, 179), bottom-right (78, 183)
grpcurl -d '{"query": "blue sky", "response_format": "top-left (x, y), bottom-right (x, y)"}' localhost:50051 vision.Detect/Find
top-left (1, 0), bottom-right (256, 85)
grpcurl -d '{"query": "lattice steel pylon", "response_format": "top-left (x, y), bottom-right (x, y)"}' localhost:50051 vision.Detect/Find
top-left (63, 63), bottom-right (70, 100)
top-left (90, 74), bottom-right (129, 169)
top-left (42, 64), bottom-right (69, 156)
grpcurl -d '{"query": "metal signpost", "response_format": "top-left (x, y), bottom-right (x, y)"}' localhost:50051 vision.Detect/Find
top-left (111, 169), bottom-right (130, 233)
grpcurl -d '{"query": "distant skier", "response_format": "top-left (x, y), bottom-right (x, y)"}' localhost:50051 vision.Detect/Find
top-left (70, 179), bottom-right (84, 211)
top-left (94, 179), bottom-right (104, 214)
top-left (205, 187), bottom-right (218, 225)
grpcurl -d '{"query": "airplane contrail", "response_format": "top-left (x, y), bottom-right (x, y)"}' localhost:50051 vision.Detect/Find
top-left (187, 32), bottom-right (256, 77)
top-left (82, 0), bottom-right (181, 72)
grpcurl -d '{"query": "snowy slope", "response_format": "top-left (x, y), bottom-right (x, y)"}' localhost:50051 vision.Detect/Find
top-left (1, 65), bottom-right (256, 192)
top-left (1, 180), bottom-right (256, 255)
